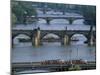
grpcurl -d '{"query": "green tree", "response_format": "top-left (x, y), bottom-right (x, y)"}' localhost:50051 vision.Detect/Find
top-left (12, 13), bottom-right (17, 26)
top-left (68, 65), bottom-right (81, 71)
top-left (80, 5), bottom-right (96, 25)
top-left (11, 1), bottom-right (37, 24)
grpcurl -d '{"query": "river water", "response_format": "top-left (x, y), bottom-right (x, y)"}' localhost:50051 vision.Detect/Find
top-left (12, 11), bottom-right (96, 63)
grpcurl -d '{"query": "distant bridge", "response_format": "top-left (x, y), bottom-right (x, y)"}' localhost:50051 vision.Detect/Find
top-left (36, 14), bottom-right (84, 19)
top-left (29, 14), bottom-right (84, 24)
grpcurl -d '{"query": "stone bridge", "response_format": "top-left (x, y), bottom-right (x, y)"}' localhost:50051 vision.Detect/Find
top-left (28, 14), bottom-right (84, 25)
top-left (12, 26), bottom-right (96, 47)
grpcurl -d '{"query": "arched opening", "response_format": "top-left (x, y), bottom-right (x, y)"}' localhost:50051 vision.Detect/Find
top-left (46, 11), bottom-right (62, 15)
top-left (71, 34), bottom-right (87, 45)
top-left (41, 33), bottom-right (61, 46)
top-left (37, 19), bottom-right (47, 24)
top-left (50, 19), bottom-right (69, 24)
top-left (13, 34), bottom-right (31, 47)
top-left (72, 19), bottom-right (84, 25)
top-left (36, 10), bottom-right (43, 14)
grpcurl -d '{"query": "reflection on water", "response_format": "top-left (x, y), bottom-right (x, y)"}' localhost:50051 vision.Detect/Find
top-left (12, 41), bottom-right (96, 63)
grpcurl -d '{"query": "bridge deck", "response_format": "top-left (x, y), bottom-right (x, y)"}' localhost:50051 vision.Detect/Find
top-left (12, 24), bottom-right (96, 31)
top-left (35, 14), bottom-right (84, 19)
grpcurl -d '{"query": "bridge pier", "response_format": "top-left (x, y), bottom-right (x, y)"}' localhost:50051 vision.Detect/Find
top-left (68, 18), bottom-right (74, 25)
top-left (88, 26), bottom-right (95, 46)
top-left (32, 27), bottom-right (41, 47)
top-left (12, 36), bottom-right (15, 48)
top-left (88, 34), bottom-right (94, 46)
top-left (43, 9), bottom-right (46, 14)
top-left (62, 35), bottom-right (70, 46)
top-left (46, 18), bottom-right (51, 24)
top-left (62, 11), bottom-right (66, 15)
top-left (12, 38), bottom-right (14, 48)
top-left (43, 11), bottom-right (46, 14)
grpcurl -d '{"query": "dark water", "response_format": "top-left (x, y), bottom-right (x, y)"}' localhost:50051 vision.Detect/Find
top-left (12, 41), bottom-right (96, 63)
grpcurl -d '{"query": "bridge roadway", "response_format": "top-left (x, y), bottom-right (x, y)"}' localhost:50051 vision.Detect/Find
top-left (12, 23), bottom-right (96, 30)
top-left (32, 14), bottom-right (84, 19)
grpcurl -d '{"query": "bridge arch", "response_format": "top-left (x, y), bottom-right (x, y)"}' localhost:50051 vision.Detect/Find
top-left (43, 33), bottom-right (60, 38)
top-left (70, 33), bottom-right (88, 40)
top-left (38, 18), bottom-right (47, 24)
top-left (37, 18), bottom-right (84, 25)
top-left (41, 33), bottom-right (62, 40)
top-left (50, 19), bottom-right (69, 24)
top-left (12, 33), bottom-right (31, 39)
top-left (12, 33), bottom-right (31, 45)
top-left (72, 19), bottom-right (84, 25)
top-left (70, 33), bottom-right (88, 44)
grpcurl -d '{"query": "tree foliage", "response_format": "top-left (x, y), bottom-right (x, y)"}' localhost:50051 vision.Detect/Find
top-left (78, 5), bottom-right (96, 25)
top-left (68, 65), bottom-right (81, 71)
top-left (11, 1), bottom-right (96, 25)
top-left (12, 13), bottom-right (17, 26)
top-left (11, 1), bottom-right (37, 24)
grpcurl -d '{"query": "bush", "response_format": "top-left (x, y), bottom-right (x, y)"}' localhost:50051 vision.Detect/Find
top-left (68, 65), bottom-right (81, 71)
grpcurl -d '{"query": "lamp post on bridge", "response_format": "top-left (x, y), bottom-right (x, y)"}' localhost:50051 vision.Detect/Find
top-left (69, 17), bottom-right (73, 25)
